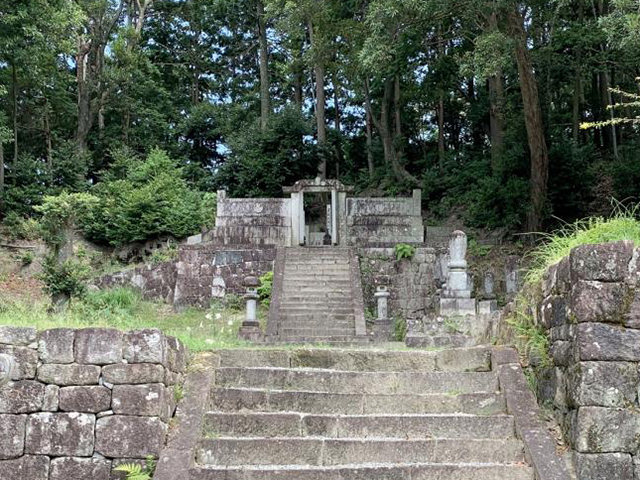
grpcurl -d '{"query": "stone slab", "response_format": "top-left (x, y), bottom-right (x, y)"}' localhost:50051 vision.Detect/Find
top-left (0, 414), bottom-right (26, 459)
top-left (37, 364), bottom-right (101, 386)
top-left (59, 386), bottom-right (112, 413)
top-left (0, 455), bottom-right (49, 480)
top-left (25, 412), bottom-right (95, 456)
top-left (95, 415), bottom-right (167, 458)
top-left (112, 384), bottom-right (172, 419)
top-left (102, 363), bottom-right (165, 384)
top-left (123, 329), bottom-right (166, 365)
top-left (575, 323), bottom-right (640, 362)
top-left (75, 328), bottom-right (123, 365)
top-left (0, 326), bottom-right (37, 346)
top-left (38, 328), bottom-right (75, 364)
top-left (0, 380), bottom-right (45, 413)
top-left (50, 456), bottom-right (111, 480)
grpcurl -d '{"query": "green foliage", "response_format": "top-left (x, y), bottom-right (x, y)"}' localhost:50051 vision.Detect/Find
top-left (81, 149), bottom-right (208, 246)
top-left (223, 293), bottom-right (244, 312)
top-left (468, 238), bottom-right (492, 257)
top-left (3, 213), bottom-right (41, 240)
top-left (525, 204), bottom-right (640, 285)
top-left (40, 256), bottom-right (89, 299)
top-left (394, 243), bottom-right (415, 261)
top-left (35, 193), bottom-right (99, 250)
top-left (258, 271), bottom-right (274, 307)
top-left (507, 296), bottom-right (551, 368)
top-left (113, 456), bottom-right (156, 480)
top-left (19, 251), bottom-right (34, 266)
top-left (394, 317), bottom-right (407, 342)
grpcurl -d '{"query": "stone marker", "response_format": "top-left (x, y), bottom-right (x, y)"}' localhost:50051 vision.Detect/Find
top-left (238, 276), bottom-right (262, 342)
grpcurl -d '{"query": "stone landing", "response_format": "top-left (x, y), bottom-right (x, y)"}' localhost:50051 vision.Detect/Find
top-left (265, 247), bottom-right (368, 344)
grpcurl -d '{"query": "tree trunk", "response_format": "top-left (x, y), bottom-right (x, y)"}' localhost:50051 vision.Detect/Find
top-left (43, 97), bottom-right (53, 171)
top-left (572, 0), bottom-right (583, 144)
top-left (333, 74), bottom-right (343, 178)
top-left (488, 74), bottom-right (505, 170)
top-left (308, 20), bottom-right (327, 178)
top-left (364, 79), bottom-right (375, 178)
top-left (0, 139), bottom-right (4, 215)
top-left (12, 63), bottom-right (18, 163)
top-left (257, 0), bottom-right (270, 130)
top-left (509, 8), bottom-right (549, 233)
top-left (437, 96), bottom-right (445, 163)
top-left (76, 38), bottom-right (92, 155)
top-left (394, 74), bottom-right (402, 138)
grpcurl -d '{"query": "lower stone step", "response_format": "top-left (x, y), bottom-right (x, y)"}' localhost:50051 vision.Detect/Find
top-left (196, 437), bottom-right (526, 467)
top-left (209, 388), bottom-right (506, 415)
top-left (189, 463), bottom-right (534, 480)
top-left (406, 334), bottom-right (476, 349)
top-left (215, 368), bottom-right (499, 395)
top-left (202, 412), bottom-right (516, 439)
top-left (264, 335), bottom-right (372, 345)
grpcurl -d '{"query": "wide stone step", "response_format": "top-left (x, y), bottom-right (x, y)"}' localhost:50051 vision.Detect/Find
top-left (265, 335), bottom-right (371, 345)
top-left (406, 334), bottom-right (476, 349)
top-left (196, 437), bottom-right (525, 467)
top-left (284, 265), bottom-right (350, 272)
top-left (277, 322), bottom-right (355, 331)
top-left (278, 329), bottom-right (356, 337)
top-left (210, 388), bottom-right (506, 415)
top-left (279, 314), bottom-right (355, 323)
top-left (215, 368), bottom-right (498, 394)
top-left (202, 412), bottom-right (516, 439)
top-left (189, 463), bottom-right (535, 480)
top-left (213, 348), bottom-right (492, 372)
top-left (279, 307), bottom-right (354, 314)
top-left (282, 281), bottom-right (353, 288)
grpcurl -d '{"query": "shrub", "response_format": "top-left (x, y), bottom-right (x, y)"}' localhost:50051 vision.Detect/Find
top-left (40, 256), bottom-right (89, 300)
top-left (394, 317), bottom-right (407, 341)
top-left (258, 271), bottom-right (274, 307)
top-left (81, 148), bottom-right (208, 246)
top-left (3, 212), bottom-right (42, 240)
top-left (394, 243), bottom-right (415, 261)
top-left (19, 251), bottom-right (34, 266)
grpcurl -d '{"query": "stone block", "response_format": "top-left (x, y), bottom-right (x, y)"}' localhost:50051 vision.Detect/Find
top-left (112, 384), bottom-right (171, 419)
top-left (536, 367), bottom-right (566, 409)
top-left (0, 455), bottom-right (49, 480)
top-left (570, 241), bottom-right (633, 282)
top-left (575, 453), bottom-right (633, 480)
top-left (555, 257), bottom-right (572, 294)
top-left (0, 344), bottom-right (37, 379)
top-left (0, 414), bottom-right (26, 459)
top-left (0, 380), bottom-right (45, 413)
top-left (478, 300), bottom-right (497, 315)
top-left (572, 406), bottom-right (640, 453)
top-left (59, 386), bottom-right (112, 413)
top-left (624, 289), bottom-right (640, 329)
top-left (43, 385), bottom-right (59, 411)
top-left (95, 416), bottom-right (167, 458)
top-left (38, 328), bottom-right (75, 364)
top-left (37, 364), bottom-right (101, 386)
top-left (0, 326), bottom-right (37, 346)
top-left (549, 341), bottom-right (572, 366)
top-left (25, 412), bottom-right (95, 456)
top-left (576, 323), bottom-right (640, 361)
top-left (75, 328), bottom-right (123, 365)
top-left (567, 362), bottom-right (637, 408)
top-left (570, 280), bottom-right (629, 323)
top-left (102, 363), bottom-right (165, 384)
top-left (123, 329), bottom-right (166, 365)
top-left (539, 295), bottom-right (567, 328)
top-left (166, 336), bottom-right (187, 373)
top-left (50, 456), bottom-right (111, 480)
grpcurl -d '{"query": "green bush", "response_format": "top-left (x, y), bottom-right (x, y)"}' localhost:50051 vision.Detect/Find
top-left (40, 256), bottom-right (90, 300)
top-left (19, 251), bottom-right (34, 266)
top-left (258, 271), bottom-right (274, 307)
top-left (3, 213), bottom-right (42, 240)
top-left (81, 148), bottom-right (208, 246)
top-left (394, 317), bottom-right (407, 342)
top-left (394, 243), bottom-right (415, 261)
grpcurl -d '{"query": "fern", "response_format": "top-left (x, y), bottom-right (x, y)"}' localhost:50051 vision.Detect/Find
top-left (113, 458), bottom-right (155, 480)
top-left (394, 243), bottom-right (415, 261)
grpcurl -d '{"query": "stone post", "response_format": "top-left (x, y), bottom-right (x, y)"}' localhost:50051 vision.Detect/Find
top-left (0, 353), bottom-right (15, 388)
top-left (373, 285), bottom-right (393, 341)
top-left (238, 276), bottom-right (263, 342)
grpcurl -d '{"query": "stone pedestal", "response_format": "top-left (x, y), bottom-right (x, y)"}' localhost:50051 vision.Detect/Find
top-left (238, 276), bottom-right (263, 342)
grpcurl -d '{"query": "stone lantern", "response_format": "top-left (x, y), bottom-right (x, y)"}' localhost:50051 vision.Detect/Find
top-left (238, 275), bottom-right (263, 342)
top-left (373, 284), bottom-right (393, 341)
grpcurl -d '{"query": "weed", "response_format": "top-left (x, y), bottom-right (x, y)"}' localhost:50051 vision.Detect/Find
top-left (258, 271), bottom-right (273, 307)
top-left (394, 243), bottom-right (415, 261)
top-left (113, 456), bottom-right (156, 480)
top-left (443, 317), bottom-right (462, 334)
top-left (173, 384), bottom-right (184, 402)
top-left (19, 251), bottom-right (34, 266)
top-left (394, 317), bottom-right (407, 341)
top-left (525, 202), bottom-right (640, 285)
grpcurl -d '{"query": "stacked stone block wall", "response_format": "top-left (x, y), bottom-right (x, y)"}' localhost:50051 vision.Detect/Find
top-left (358, 247), bottom-right (438, 324)
top-left (531, 241), bottom-right (640, 478)
top-left (94, 261), bottom-right (177, 304)
top-left (0, 326), bottom-right (187, 480)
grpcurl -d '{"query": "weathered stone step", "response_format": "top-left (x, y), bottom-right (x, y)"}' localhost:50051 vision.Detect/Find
top-left (277, 322), bottom-right (355, 331)
top-left (406, 334), bottom-right (476, 349)
top-left (189, 463), bottom-right (535, 480)
top-left (284, 265), bottom-right (350, 272)
top-left (210, 388), bottom-right (506, 415)
top-left (279, 314), bottom-right (355, 322)
top-left (264, 335), bottom-right (371, 345)
top-left (213, 347), bottom-right (491, 372)
top-left (282, 281), bottom-right (353, 288)
top-left (202, 412), bottom-right (516, 439)
top-left (215, 368), bottom-right (498, 394)
top-left (279, 298), bottom-right (352, 306)
top-left (279, 306), bottom-right (354, 313)
top-left (196, 437), bottom-right (525, 467)
top-left (278, 329), bottom-right (355, 337)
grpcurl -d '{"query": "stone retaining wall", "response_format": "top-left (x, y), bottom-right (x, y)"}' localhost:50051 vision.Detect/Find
top-left (0, 326), bottom-right (187, 480)
top-left (528, 241), bottom-right (640, 478)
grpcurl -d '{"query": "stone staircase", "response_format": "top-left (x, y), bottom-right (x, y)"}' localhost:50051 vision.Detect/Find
top-left (266, 247), bottom-right (367, 343)
top-left (183, 347), bottom-right (534, 479)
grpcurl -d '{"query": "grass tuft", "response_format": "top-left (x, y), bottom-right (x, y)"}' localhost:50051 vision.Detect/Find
top-left (525, 203), bottom-right (640, 285)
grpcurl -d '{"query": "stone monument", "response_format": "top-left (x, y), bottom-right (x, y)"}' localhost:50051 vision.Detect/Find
top-left (440, 231), bottom-right (477, 316)
top-left (238, 275), bottom-right (263, 341)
